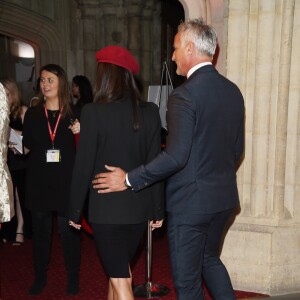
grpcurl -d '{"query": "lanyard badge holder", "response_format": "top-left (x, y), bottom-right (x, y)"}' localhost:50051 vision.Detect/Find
top-left (45, 107), bottom-right (61, 163)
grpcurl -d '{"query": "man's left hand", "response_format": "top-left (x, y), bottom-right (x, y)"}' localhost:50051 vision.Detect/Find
top-left (92, 165), bottom-right (127, 193)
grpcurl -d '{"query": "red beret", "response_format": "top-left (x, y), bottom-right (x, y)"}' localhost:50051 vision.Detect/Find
top-left (95, 46), bottom-right (139, 75)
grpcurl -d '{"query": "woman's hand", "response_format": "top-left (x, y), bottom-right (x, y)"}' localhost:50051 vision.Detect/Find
top-left (68, 220), bottom-right (81, 230)
top-left (69, 119), bottom-right (80, 135)
top-left (8, 142), bottom-right (20, 155)
top-left (150, 220), bottom-right (164, 231)
top-left (24, 147), bottom-right (30, 155)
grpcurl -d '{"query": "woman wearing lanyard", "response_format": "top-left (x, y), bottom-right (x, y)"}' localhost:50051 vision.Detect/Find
top-left (22, 64), bottom-right (81, 296)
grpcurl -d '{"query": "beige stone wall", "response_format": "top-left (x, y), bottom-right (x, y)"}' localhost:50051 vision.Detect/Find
top-left (224, 0), bottom-right (300, 295)
top-left (227, 0), bottom-right (300, 225)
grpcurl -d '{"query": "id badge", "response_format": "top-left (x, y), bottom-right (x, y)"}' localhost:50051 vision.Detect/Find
top-left (46, 149), bottom-right (61, 163)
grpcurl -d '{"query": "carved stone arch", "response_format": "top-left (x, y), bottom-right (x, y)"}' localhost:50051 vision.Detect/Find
top-left (0, 1), bottom-right (65, 71)
top-left (178, 0), bottom-right (211, 23)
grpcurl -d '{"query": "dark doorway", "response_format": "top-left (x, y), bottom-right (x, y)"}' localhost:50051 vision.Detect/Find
top-left (0, 34), bottom-right (36, 106)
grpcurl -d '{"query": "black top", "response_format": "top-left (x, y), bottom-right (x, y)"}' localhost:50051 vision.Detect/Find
top-left (22, 106), bottom-right (76, 213)
top-left (69, 97), bottom-right (165, 224)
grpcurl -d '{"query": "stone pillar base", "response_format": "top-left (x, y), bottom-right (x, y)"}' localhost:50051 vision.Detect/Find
top-left (221, 223), bottom-right (300, 296)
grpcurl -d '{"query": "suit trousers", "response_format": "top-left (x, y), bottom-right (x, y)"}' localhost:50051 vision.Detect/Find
top-left (167, 209), bottom-right (236, 300)
top-left (31, 211), bottom-right (81, 283)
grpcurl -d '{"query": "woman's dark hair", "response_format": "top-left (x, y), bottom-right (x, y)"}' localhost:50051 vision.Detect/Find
top-left (34, 77), bottom-right (41, 95)
top-left (72, 75), bottom-right (93, 107)
top-left (38, 64), bottom-right (72, 118)
top-left (94, 63), bottom-right (142, 131)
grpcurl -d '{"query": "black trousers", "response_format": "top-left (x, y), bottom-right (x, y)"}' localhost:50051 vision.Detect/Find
top-left (168, 209), bottom-right (236, 300)
top-left (31, 211), bottom-right (81, 282)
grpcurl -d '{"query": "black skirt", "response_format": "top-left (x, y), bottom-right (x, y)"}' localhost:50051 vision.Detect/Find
top-left (91, 222), bottom-right (147, 278)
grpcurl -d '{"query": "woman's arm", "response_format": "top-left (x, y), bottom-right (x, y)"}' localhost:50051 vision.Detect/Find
top-left (21, 105), bottom-right (28, 123)
top-left (68, 104), bottom-right (98, 223)
top-left (24, 147), bottom-right (30, 155)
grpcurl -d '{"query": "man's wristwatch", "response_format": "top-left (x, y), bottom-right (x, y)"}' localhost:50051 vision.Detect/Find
top-left (124, 175), bottom-right (131, 189)
top-left (124, 179), bottom-right (131, 189)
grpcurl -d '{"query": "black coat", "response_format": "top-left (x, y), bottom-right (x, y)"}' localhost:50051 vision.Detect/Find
top-left (69, 96), bottom-right (164, 224)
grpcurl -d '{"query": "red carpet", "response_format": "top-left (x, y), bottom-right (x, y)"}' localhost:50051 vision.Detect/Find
top-left (0, 227), bottom-right (268, 299)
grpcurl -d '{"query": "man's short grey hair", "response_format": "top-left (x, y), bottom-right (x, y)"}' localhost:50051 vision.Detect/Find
top-left (178, 18), bottom-right (217, 57)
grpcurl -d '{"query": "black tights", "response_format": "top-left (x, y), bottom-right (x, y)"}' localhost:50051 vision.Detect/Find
top-left (31, 211), bottom-right (81, 281)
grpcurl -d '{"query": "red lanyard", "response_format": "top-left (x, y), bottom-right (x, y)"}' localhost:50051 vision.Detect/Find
top-left (44, 106), bottom-right (61, 148)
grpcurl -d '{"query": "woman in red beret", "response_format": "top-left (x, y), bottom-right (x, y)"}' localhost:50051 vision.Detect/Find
top-left (68, 46), bottom-right (164, 299)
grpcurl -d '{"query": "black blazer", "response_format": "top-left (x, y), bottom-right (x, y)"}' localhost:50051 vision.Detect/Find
top-left (69, 96), bottom-right (164, 224)
top-left (129, 65), bottom-right (245, 215)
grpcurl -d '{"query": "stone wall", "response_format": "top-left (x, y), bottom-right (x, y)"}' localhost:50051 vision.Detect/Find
top-left (0, 0), bottom-right (162, 98)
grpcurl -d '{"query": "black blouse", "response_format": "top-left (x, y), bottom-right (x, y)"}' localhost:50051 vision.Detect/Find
top-left (22, 106), bottom-right (76, 213)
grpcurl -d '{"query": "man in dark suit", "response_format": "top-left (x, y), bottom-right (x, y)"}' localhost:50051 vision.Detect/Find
top-left (93, 18), bottom-right (245, 300)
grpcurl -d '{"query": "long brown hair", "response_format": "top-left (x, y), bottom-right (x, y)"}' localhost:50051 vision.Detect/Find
top-left (94, 63), bottom-right (142, 131)
top-left (38, 64), bottom-right (72, 118)
top-left (0, 78), bottom-right (22, 121)
top-left (72, 75), bottom-right (93, 107)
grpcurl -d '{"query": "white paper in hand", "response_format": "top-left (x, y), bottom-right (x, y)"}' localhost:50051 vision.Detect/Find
top-left (9, 128), bottom-right (23, 154)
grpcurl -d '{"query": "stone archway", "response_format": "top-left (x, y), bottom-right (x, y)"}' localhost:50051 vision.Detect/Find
top-left (178, 0), bottom-right (211, 22)
top-left (0, 1), bottom-right (65, 71)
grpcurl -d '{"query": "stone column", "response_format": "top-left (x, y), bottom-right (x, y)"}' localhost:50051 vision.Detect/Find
top-left (222, 0), bottom-right (300, 295)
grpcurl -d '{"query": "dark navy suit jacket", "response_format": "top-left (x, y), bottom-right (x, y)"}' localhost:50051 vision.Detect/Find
top-left (129, 65), bottom-right (245, 215)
